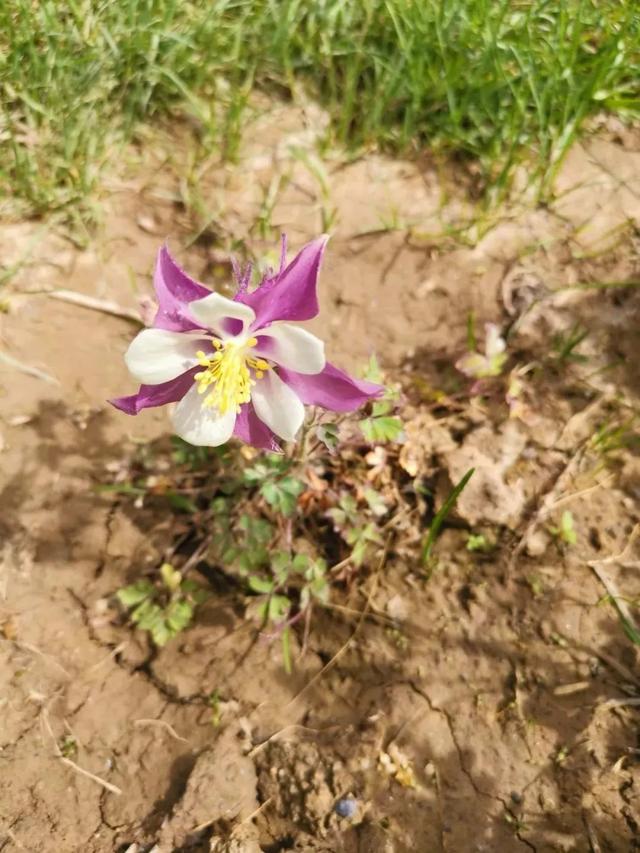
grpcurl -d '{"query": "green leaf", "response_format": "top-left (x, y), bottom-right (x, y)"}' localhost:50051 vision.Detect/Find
top-left (150, 620), bottom-right (172, 647)
top-left (359, 415), bottom-right (404, 443)
top-left (467, 310), bottom-right (477, 351)
top-left (371, 399), bottom-right (393, 417)
top-left (307, 557), bottom-right (327, 580)
top-left (239, 515), bottom-right (273, 545)
top-left (345, 522), bottom-right (382, 547)
top-left (256, 599), bottom-right (269, 622)
top-left (166, 492), bottom-right (198, 513)
top-left (243, 462), bottom-right (270, 483)
top-left (165, 599), bottom-right (194, 633)
top-left (132, 599), bottom-right (164, 631)
top-left (291, 553), bottom-right (311, 574)
top-left (351, 538), bottom-right (368, 567)
top-left (221, 545), bottom-right (241, 564)
top-left (361, 353), bottom-right (383, 384)
top-left (244, 456), bottom-right (290, 484)
top-left (327, 494), bottom-right (359, 530)
top-left (270, 551), bottom-right (292, 584)
top-left (116, 580), bottom-right (154, 608)
top-left (181, 579), bottom-right (208, 604)
top-left (267, 594), bottom-right (291, 623)
top-left (302, 573), bottom-right (329, 607)
top-left (466, 533), bottom-right (490, 552)
top-left (211, 496), bottom-right (231, 515)
top-left (364, 488), bottom-right (387, 517)
top-left (560, 510), bottom-right (577, 545)
top-left (316, 422), bottom-right (339, 453)
top-left (237, 548), bottom-right (269, 575)
top-left (171, 437), bottom-right (212, 469)
top-left (261, 476), bottom-right (303, 516)
top-left (345, 522), bottom-right (382, 567)
top-left (160, 562), bottom-right (181, 592)
top-left (422, 469), bottom-right (475, 564)
top-left (248, 575), bottom-right (274, 594)
top-left (220, 515), bottom-right (273, 574)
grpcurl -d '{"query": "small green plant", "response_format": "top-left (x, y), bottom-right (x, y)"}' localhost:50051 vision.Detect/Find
top-left (422, 469), bottom-right (475, 568)
top-left (5, 0), bottom-right (638, 219)
top-left (328, 492), bottom-right (386, 568)
top-left (466, 532), bottom-right (492, 552)
top-left (386, 626), bottom-right (409, 650)
top-left (58, 735), bottom-right (77, 759)
top-left (315, 422), bottom-right (340, 454)
top-left (549, 510), bottom-right (577, 546)
top-left (171, 436), bottom-right (214, 468)
top-left (527, 575), bottom-right (545, 598)
top-left (456, 323), bottom-right (507, 380)
top-left (247, 551), bottom-right (330, 672)
top-left (208, 690), bottom-right (223, 727)
top-left (597, 590), bottom-right (640, 648)
top-left (551, 324), bottom-right (589, 365)
top-left (591, 417), bottom-right (640, 458)
top-left (212, 508), bottom-right (273, 576)
top-left (244, 457), bottom-right (304, 517)
top-left (116, 563), bottom-right (208, 646)
top-left (359, 356), bottom-right (404, 444)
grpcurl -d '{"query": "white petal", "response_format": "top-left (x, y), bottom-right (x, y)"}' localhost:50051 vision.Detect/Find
top-left (254, 323), bottom-right (325, 374)
top-left (125, 329), bottom-right (202, 384)
top-left (485, 323), bottom-right (506, 357)
top-left (188, 292), bottom-right (255, 339)
top-left (171, 384), bottom-right (237, 447)
top-left (251, 371), bottom-right (304, 441)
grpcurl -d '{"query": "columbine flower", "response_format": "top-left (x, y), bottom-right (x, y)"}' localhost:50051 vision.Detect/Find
top-left (456, 323), bottom-right (507, 380)
top-left (111, 236), bottom-right (383, 450)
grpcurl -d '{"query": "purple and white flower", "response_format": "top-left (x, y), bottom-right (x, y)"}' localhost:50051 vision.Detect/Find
top-left (456, 322), bottom-right (507, 380)
top-left (111, 236), bottom-right (383, 450)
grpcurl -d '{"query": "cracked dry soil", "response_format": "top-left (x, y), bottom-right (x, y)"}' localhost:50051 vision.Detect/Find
top-left (2, 109), bottom-right (640, 851)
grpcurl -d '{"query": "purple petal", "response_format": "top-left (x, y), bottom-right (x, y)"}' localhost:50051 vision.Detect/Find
top-left (109, 368), bottom-right (197, 415)
top-left (233, 403), bottom-right (282, 452)
top-left (238, 235), bottom-right (329, 328)
top-left (278, 362), bottom-right (383, 413)
top-left (152, 245), bottom-right (211, 332)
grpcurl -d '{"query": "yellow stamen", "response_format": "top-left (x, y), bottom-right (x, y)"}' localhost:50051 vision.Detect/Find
top-left (194, 338), bottom-right (270, 414)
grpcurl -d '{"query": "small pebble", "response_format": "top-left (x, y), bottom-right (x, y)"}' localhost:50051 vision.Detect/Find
top-left (335, 797), bottom-right (358, 819)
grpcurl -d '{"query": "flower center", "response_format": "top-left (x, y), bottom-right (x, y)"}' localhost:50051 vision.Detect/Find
top-left (194, 337), bottom-right (270, 414)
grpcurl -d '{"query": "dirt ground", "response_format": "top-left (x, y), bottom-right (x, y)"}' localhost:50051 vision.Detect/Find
top-left (1, 103), bottom-right (640, 852)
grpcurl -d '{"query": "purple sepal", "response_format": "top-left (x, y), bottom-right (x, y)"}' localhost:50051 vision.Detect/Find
top-left (278, 362), bottom-right (383, 412)
top-left (152, 245), bottom-right (211, 332)
top-left (233, 403), bottom-right (282, 452)
top-left (109, 368), bottom-right (197, 415)
top-left (238, 235), bottom-right (329, 328)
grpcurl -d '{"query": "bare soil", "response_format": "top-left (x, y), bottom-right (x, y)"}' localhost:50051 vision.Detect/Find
top-left (1, 105), bottom-right (640, 852)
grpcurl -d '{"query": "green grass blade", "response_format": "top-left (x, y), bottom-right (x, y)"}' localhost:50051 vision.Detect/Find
top-left (422, 468), bottom-right (475, 564)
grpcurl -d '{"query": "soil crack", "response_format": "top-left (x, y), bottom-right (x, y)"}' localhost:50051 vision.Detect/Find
top-left (66, 587), bottom-right (209, 708)
top-left (95, 500), bottom-right (119, 578)
top-left (407, 680), bottom-right (537, 851)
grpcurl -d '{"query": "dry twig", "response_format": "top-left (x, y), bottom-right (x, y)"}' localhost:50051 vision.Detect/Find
top-left (134, 718), bottom-right (189, 743)
top-left (48, 289), bottom-right (142, 324)
top-left (0, 350), bottom-right (59, 385)
top-left (41, 706), bottom-right (122, 796)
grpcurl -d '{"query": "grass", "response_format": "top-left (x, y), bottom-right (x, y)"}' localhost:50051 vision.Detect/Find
top-left (1, 0), bottom-right (639, 220)
top-left (422, 468), bottom-right (475, 566)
